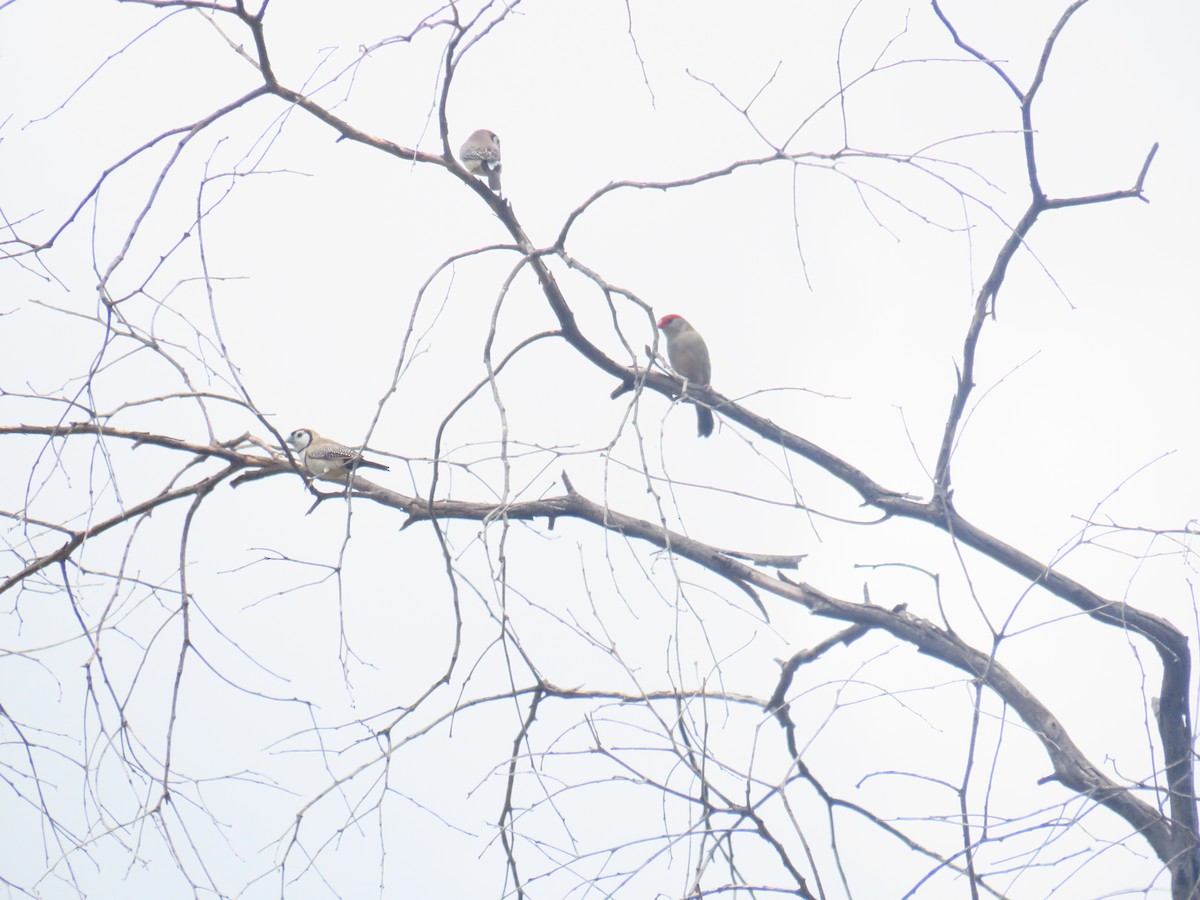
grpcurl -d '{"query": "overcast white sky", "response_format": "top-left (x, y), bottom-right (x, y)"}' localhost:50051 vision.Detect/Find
top-left (2, 1), bottom-right (1198, 897)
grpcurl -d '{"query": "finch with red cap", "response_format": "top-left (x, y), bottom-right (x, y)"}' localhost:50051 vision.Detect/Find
top-left (656, 314), bottom-right (714, 438)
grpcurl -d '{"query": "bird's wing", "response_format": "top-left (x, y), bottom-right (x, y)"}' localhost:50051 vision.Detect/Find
top-left (462, 146), bottom-right (500, 163)
top-left (307, 442), bottom-right (360, 462)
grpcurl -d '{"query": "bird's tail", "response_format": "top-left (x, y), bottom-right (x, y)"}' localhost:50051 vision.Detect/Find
top-left (697, 406), bottom-right (714, 438)
top-left (487, 167), bottom-right (502, 193)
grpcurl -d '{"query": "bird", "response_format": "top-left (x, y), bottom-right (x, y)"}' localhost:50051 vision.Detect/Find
top-left (459, 128), bottom-right (502, 192)
top-left (286, 428), bottom-right (390, 479)
top-left (656, 314), bottom-right (714, 438)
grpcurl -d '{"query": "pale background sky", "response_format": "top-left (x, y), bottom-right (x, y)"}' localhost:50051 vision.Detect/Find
top-left (2, 1), bottom-right (1198, 897)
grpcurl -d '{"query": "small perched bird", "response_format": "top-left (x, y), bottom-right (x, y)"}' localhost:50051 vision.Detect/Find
top-left (286, 428), bottom-right (389, 478)
top-left (459, 128), bottom-right (502, 192)
top-left (657, 314), bottom-right (714, 438)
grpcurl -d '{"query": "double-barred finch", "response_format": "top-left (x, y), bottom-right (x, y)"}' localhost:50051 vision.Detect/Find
top-left (657, 314), bottom-right (714, 438)
top-left (286, 428), bottom-right (390, 478)
top-left (459, 128), bottom-right (502, 192)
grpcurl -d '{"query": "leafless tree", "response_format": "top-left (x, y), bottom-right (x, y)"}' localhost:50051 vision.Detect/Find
top-left (1, 1), bottom-right (1194, 898)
